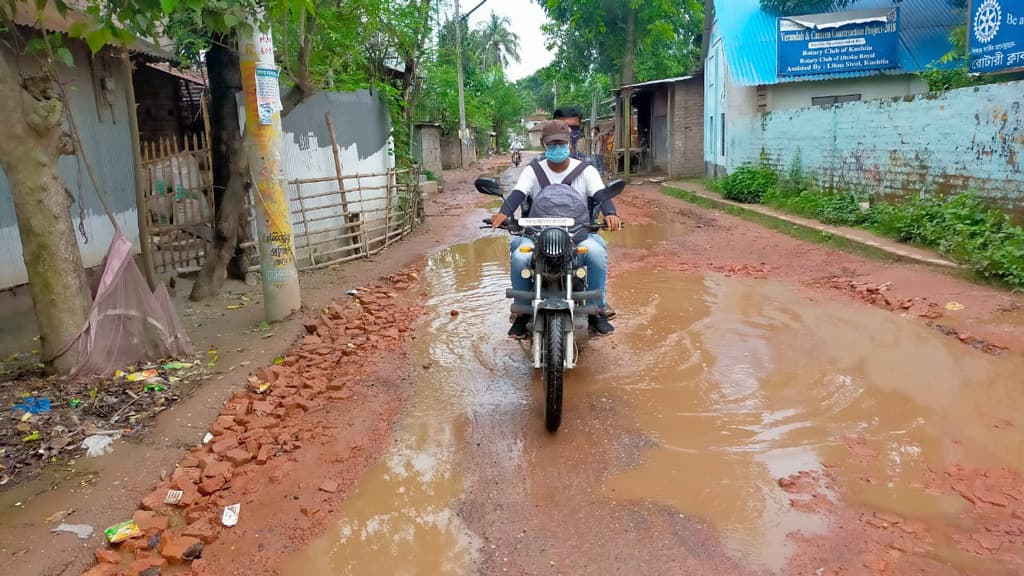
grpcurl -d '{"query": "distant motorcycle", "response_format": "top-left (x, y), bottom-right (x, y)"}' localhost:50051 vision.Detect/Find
top-left (475, 176), bottom-right (625, 432)
top-left (511, 148), bottom-right (522, 167)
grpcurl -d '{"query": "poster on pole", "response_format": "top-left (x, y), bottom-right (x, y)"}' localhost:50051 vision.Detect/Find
top-left (254, 63), bottom-right (282, 125)
top-left (968, 0), bottom-right (1024, 75)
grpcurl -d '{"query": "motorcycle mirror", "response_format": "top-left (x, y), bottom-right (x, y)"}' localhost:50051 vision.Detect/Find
top-left (474, 177), bottom-right (502, 197)
top-left (603, 179), bottom-right (626, 200)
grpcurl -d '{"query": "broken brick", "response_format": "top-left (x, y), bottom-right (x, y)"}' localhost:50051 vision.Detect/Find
top-left (82, 564), bottom-right (120, 576)
top-left (224, 448), bottom-right (253, 466)
top-left (319, 479), bottom-right (340, 493)
top-left (201, 460), bottom-right (232, 479)
top-left (94, 548), bottom-right (122, 564)
top-left (256, 444), bottom-right (275, 465)
top-left (211, 436), bottom-right (239, 455)
top-left (159, 533), bottom-right (204, 563)
top-left (198, 475), bottom-right (227, 495)
top-left (133, 510), bottom-right (170, 533)
top-left (125, 554), bottom-right (167, 576)
top-left (182, 518), bottom-right (220, 544)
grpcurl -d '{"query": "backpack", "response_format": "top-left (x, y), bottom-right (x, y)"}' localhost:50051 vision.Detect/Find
top-left (523, 159), bottom-right (593, 224)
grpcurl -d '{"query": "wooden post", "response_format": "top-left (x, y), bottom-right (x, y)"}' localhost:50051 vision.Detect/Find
top-left (324, 112), bottom-right (349, 214)
top-left (623, 88), bottom-right (633, 177)
top-left (121, 50), bottom-right (156, 289)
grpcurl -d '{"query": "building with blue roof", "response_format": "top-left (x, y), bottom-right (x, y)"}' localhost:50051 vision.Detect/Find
top-left (704, 0), bottom-right (960, 175)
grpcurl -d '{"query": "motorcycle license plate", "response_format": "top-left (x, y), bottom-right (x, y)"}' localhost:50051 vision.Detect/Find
top-left (518, 218), bottom-right (575, 227)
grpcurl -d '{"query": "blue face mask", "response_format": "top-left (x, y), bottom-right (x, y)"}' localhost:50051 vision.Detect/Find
top-left (545, 143), bottom-right (570, 163)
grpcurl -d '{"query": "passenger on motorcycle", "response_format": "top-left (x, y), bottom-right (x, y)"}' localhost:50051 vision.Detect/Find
top-left (491, 120), bottom-right (622, 339)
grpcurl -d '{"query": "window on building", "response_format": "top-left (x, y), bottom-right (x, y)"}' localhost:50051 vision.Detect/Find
top-left (720, 113), bottom-right (726, 156)
top-left (811, 94), bottom-right (862, 107)
top-left (709, 115), bottom-right (716, 155)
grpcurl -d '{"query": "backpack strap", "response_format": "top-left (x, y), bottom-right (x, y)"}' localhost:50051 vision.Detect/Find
top-left (530, 161), bottom-right (551, 189)
top-left (560, 160), bottom-right (592, 187)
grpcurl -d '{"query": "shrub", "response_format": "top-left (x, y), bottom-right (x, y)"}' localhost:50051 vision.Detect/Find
top-left (721, 163), bottom-right (777, 203)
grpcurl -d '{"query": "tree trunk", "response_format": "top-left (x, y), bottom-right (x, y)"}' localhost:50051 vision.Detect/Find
top-left (190, 35), bottom-right (250, 301)
top-left (622, 5), bottom-right (635, 86)
top-left (0, 53), bottom-right (91, 373)
top-left (281, 7), bottom-right (316, 117)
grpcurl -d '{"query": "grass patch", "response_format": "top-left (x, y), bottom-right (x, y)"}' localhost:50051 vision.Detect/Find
top-left (702, 159), bottom-right (1024, 290)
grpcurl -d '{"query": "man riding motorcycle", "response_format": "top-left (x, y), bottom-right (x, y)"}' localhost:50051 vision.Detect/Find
top-left (491, 120), bottom-right (622, 339)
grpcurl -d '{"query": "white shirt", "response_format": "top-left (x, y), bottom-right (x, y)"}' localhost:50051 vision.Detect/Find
top-left (513, 159), bottom-right (605, 200)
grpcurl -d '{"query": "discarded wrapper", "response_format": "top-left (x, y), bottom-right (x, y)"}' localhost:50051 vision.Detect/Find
top-left (104, 520), bottom-right (143, 543)
top-left (346, 289), bottom-right (358, 296)
top-left (126, 369), bottom-right (159, 382)
top-left (164, 489), bottom-right (184, 505)
top-left (222, 503), bottom-right (240, 527)
top-left (202, 432), bottom-right (214, 444)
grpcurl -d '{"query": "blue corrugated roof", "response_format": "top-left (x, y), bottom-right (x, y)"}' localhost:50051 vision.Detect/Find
top-left (715, 0), bottom-right (960, 86)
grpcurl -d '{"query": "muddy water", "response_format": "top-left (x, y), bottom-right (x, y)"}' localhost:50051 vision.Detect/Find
top-left (604, 272), bottom-right (1024, 572)
top-left (281, 237), bottom-right (518, 575)
top-left (283, 218), bottom-right (1024, 574)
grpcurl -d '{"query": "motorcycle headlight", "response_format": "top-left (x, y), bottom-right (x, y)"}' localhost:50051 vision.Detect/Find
top-left (539, 227), bottom-right (570, 259)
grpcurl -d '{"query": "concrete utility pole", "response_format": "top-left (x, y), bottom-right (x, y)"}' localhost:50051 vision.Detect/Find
top-left (238, 26), bottom-right (301, 321)
top-left (454, 0), bottom-right (468, 141)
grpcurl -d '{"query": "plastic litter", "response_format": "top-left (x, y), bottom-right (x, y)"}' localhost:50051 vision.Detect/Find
top-left (81, 435), bottom-right (115, 457)
top-left (222, 503), bottom-right (240, 527)
top-left (69, 398), bottom-right (82, 408)
top-left (161, 361), bottom-right (192, 370)
top-left (164, 489), bottom-right (184, 505)
top-left (53, 523), bottom-right (94, 539)
top-left (22, 431), bottom-right (41, 442)
top-left (104, 520), bottom-right (143, 543)
top-left (10, 396), bottom-right (51, 415)
top-left (202, 432), bottom-right (214, 444)
top-left (946, 302), bottom-right (966, 311)
top-left (126, 369), bottom-right (159, 382)
top-left (346, 289), bottom-right (358, 297)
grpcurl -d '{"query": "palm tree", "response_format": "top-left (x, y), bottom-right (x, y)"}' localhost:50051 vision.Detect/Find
top-left (473, 12), bottom-right (521, 70)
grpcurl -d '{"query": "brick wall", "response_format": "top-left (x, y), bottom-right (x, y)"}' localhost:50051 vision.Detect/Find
top-left (671, 78), bottom-right (705, 178)
top-left (735, 80), bottom-right (1024, 218)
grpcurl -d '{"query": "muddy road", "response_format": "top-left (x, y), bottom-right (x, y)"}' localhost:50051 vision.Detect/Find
top-left (277, 170), bottom-right (1024, 575)
top-left (26, 163), bottom-right (1024, 576)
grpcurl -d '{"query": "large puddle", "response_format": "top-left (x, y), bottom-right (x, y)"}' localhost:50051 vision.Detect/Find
top-left (282, 220), bottom-right (1024, 574)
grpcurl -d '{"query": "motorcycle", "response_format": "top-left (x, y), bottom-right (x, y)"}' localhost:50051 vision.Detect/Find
top-left (475, 176), bottom-right (625, 432)
top-left (511, 148), bottom-right (522, 167)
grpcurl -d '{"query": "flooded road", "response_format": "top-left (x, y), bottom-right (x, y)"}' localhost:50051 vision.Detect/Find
top-left (283, 209), bottom-right (1024, 574)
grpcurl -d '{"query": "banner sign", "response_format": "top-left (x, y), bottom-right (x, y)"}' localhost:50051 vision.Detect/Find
top-left (968, 0), bottom-right (1024, 75)
top-left (778, 8), bottom-right (900, 77)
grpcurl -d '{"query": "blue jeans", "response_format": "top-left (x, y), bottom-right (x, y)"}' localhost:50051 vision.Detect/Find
top-left (510, 234), bottom-right (608, 312)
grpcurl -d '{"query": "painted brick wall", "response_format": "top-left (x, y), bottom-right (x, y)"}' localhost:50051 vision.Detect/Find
top-left (733, 80), bottom-right (1024, 218)
top-left (671, 78), bottom-right (705, 178)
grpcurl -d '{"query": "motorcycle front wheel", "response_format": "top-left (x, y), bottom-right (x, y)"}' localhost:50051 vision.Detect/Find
top-left (544, 312), bottom-right (566, 432)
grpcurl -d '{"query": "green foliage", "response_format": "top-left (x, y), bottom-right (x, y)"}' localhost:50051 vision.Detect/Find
top-left (537, 0), bottom-right (704, 86)
top-left (720, 163), bottom-right (777, 203)
top-left (758, 0), bottom-right (854, 14)
top-left (716, 156), bottom-right (1024, 288)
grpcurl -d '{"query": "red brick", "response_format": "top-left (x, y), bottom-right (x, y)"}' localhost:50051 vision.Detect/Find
top-left (198, 475), bottom-right (226, 495)
top-left (171, 467), bottom-right (201, 488)
top-left (82, 564), bottom-right (120, 576)
top-left (133, 510), bottom-right (170, 532)
top-left (94, 548), bottom-right (122, 564)
top-left (125, 555), bottom-right (167, 576)
top-left (211, 436), bottom-right (239, 455)
top-left (255, 444), bottom-right (275, 465)
top-left (160, 533), bottom-right (204, 563)
top-left (140, 484), bottom-right (172, 512)
top-left (201, 460), bottom-right (232, 479)
top-left (182, 518), bottom-right (220, 544)
top-left (224, 448), bottom-right (252, 466)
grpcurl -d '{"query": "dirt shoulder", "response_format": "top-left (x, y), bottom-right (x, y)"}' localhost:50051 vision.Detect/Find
top-left (0, 159), bottom-right (500, 576)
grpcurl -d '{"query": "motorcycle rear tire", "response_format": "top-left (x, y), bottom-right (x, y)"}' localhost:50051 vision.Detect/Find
top-left (544, 313), bottom-right (566, 432)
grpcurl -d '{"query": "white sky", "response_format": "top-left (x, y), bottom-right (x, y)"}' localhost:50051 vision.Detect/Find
top-left (461, 0), bottom-right (554, 81)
